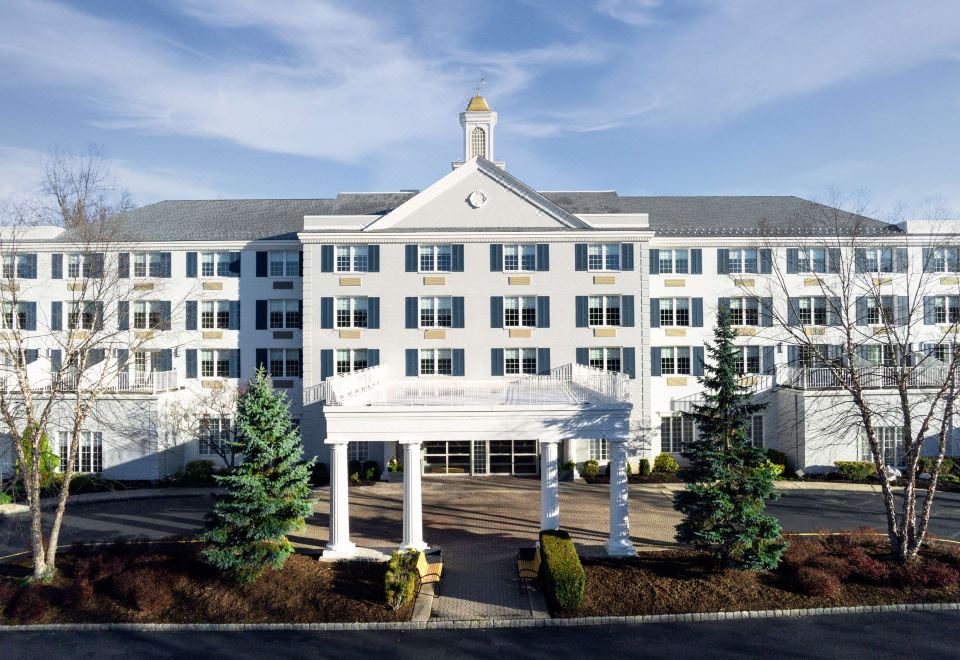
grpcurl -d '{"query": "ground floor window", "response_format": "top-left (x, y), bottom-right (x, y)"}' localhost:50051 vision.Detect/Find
top-left (199, 417), bottom-right (231, 456)
top-left (588, 438), bottom-right (609, 461)
top-left (423, 439), bottom-right (537, 475)
top-left (424, 440), bottom-right (471, 474)
top-left (504, 347), bottom-right (537, 375)
top-left (660, 415), bottom-right (694, 454)
top-left (746, 415), bottom-right (763, 447)
top-left (57, 431), bottom-right (103, 473)
top-left (348, 442), bottom-right (369, 463)
top-left (860, 426), bottom-right (903, 466)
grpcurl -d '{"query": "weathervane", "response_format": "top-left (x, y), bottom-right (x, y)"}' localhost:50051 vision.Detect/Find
top-left (474, 77), bottom-right (486, 95)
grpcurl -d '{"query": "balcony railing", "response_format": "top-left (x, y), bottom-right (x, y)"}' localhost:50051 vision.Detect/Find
top-left (670, 373), bottom-right (774, 412)
top-left (776, 363), bottom-right (950, 391)
top-left (0, 370), bottom-right (178, 395)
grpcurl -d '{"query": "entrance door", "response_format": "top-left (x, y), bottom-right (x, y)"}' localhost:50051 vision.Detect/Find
top-left (423, 441), bottom-right (471, 474)
top-left (488, 440), bottom-right (539, 475)
top-left (424, 440), bottom-right (539, 475)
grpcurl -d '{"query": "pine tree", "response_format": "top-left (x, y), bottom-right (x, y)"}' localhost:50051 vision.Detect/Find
top-left (674, 309), bottom-right (787, 570)
top-left (202, 368), bottom-right (316, 582)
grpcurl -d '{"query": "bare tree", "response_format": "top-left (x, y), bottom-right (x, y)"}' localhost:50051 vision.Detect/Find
top-left (41, 146), bottom-right (132, 229)
top-left (750, 193), bottom-right (959, 563)
top-left (161, 384), bottom-right (242, 468)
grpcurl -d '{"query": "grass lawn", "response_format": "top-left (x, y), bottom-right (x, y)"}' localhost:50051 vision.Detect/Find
top-left (0, 541), bottom-right (412, 625)
top-left (570, 532), bottom-right (960, 618)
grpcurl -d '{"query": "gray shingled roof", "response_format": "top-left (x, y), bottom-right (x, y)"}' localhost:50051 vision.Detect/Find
top-left (58, 191), bottom-right (895, 242)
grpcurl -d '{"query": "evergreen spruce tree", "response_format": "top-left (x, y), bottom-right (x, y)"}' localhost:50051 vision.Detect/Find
top-left (202, 368), bottom-right (316, 582)
top-left (674, 309), bottom-right (787, 570)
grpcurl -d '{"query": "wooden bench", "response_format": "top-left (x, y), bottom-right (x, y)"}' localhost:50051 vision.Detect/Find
top-left (415, 550), bottom-right (443, 596)
top-left (516, 546), bottom-right (541, 592)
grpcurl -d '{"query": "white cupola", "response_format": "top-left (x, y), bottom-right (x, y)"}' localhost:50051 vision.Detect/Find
top-left (452, 94), bottom-right (505, 170)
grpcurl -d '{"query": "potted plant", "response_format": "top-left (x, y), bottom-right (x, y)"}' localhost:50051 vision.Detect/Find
top-left (382, 457), bottom-right (404, 482)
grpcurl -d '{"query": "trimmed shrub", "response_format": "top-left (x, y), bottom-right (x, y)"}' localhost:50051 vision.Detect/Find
top-left (0, 491), bottom-right (11, 505)
top-left (68, 473), bottom-right (115, 494)
top-left (835, 461), bottom-right (875, 482)
top-left (766, 449), bottom-right (789, 473)
top-left (638, 458), bottom-right (651, 477)
top-left (582, 460), bottom-right (600, 479)
top-left (904, 561), bottom-right (960, 589)
top-left (809, 554), bottom-right (852, 580)
top-left (918, 457), bottom-right (955, 476)
top-left (847, 549), bottom-right (891, 583)
top-left (361, 460), bottom-right (379, 480)
top-left (387, 458), bottom-right (403, 473)
top-left (560, 461), bottom-right (576, 473)
top-left (180, 459), bottom-right (217, 487)
top-left (384, 550), bottom-right (418, 610)
top-left (311, 462), bottom-right (329, 486)
top-left (349, 472), bottom-right (360, 484)
top-left (781, 538), bottom-right (826, 569)
top-left (539, 530), bottom-right (585, 613)
top-left (653, 453), bottom-right (680, 474)
top-left (795, 566), bottom-right (840, 598)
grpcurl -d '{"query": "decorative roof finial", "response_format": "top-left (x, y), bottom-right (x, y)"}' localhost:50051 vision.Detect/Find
top-left (474, 77), bottom-right (486, 95)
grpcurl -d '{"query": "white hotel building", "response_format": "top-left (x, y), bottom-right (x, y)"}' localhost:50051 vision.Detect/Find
top-left (0, 96), bottom-right (957, 555)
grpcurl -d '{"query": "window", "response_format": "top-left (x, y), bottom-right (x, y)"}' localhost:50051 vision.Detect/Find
top-left (589, 347), bottom-right (622, 372)
top-left (931, 296), bottom-right (960, 324)
top-left (728, 298), bottom-right (760, 326)
top-left (269, 349), bottom-right (301, 378)
top-left (335, 349), bottom-right (369, 375)
top-left (588, 439), bottom-right (609, 461)
top-left (860, 426), bottom-right (903, 466)
top-left (1, 254), bottom-right (35, 279)
top-left (926, 248), bottom-right (960, 273)
top-left (199, 418), bottom-right (231, 456)
top-left (200, 349), bottom-right (235, 378)
top-left (200, 301), bottom-right (231, 329)
top-left (588, 295), bottom-right (621, 327)
top-left (659, 298), bottom-right (690, 327)
top-left (348, 442), bottom-right (370, 463)
top-left (504, 348), bottom-right (537, 375)
top-left (797, 248), bottom-right (827, 273)
top-left (269, 251), bottom-right (299, 277)
top-left (863, 248), bottom-right (895, 273)
top-left (503, 244), bottom-right (536, 272)
top-left (269, 299), bottom-right (300, 329)
top-left (133, 301), bottom-right (169, 330)
top-left (865, 296), bottom-right (894, 325)
top-left (57, 431), bottom-right (103, 473)
top-left (863, 344), bottom-right (897, 367)
top-left (727, 249), bottom-right (758, 274)
top-left (131, 350), bottom-right (167, 375)
top-left (336, 297), bottom-right (368, 328)
top-left (66, 253), bottom-right (102, 279)
top-left (746, 415), bottom-right (764, 448)
top-left (419, 297), bottom-right (452, 328)
top-left (587, 243), bottom-right (620, 271)
top-left (504, 296), bottom-right (536, 327)
top-left (420, 349), bottom-right (452, 376)
top-left (661, 416), bottom-right (695, 453)
top-left (67, 302), bottom-right (99, 330)
top-left (335, 245), bottom-right (369, 273)
top-left (929, 342), bottom-right (957, 364)
top-left (798, 345), bottom-right (831, 367)
top-left (470, 126), bottom-right (486, 159)
top-left (0, 302), bottom-right (31, 330)
top-left (736, 346), bottom-right (762, 375)
top-left (797, 297), bottom-right (828, 326)
top-left (657, 249), bottom-right (688, 275)
top-left (660, 347), bottom-right (691, 375)
top-left (133, 252), bottom-right (169, 278)
top-left (200, 252), bottom-right (238, 277)
top-left (419, 245), bottom-right (452, 273)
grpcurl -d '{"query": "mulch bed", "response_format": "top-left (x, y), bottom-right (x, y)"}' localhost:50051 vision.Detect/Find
top-left (0, 541), bottom-right (411, 625)
top-left (571, 532), bottom-right (960, 618)
top-left (583, 473), bottom-right (684, 485)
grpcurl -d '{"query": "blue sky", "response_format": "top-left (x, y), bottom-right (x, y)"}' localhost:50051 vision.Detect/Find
top-left (1, 0), bottom-right (959, 219)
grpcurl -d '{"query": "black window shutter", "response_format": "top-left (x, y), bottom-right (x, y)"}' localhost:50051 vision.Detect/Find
top-left (256, 349), bottom-right (268, 372)
top-left (51, 253), bottom-right (63, 279)
top-left (490, 244), bottom-right (503, 272)
top-left (256, 251), bottom-right (268, 277)
top-left (537, 348), bottom-right (551, 374)
top-left (320, 350), bottom-right (333, 380)
top-left (185, 349), bottom-right (197, 378)
top-left (118, 252), bottom-right (130, 279)
top-left (536, 244), bottom-right (550, 271)
top-left (367, 245), bottom-right (379, 272)
top-left (320, 297), bottom-right (334, 329)
top-left (405, 297), bottom-right (418, 329)
top-left (623, 347), bottom-right (636, 379)
top-left (186, 301), bottom-right (197, 330)
top-left (256, 300), bottom-right (268, 330)
top-left (452, 245), bottom-right (465, 272)
top-left (574, 244), bottom-right (587, 271)
top-left (405, 349), bottom-right (418, 376)
top-left (405, 245), bottom-right (417, 272)
top-left (118, 301), bottom-right (129, 331)
top-left (186, 252), bottom-right (198, 278)
top-left (491, 348), bottom-right (504, 376)
top-left (321, 245), bottom-right (334, 273)
top-left (452, 297), bottom-right (465, 328)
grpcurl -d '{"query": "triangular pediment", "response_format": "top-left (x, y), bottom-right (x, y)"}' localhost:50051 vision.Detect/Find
top-left (363, 157), bottom-right (589, 232)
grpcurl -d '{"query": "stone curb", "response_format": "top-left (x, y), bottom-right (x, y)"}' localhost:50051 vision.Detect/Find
top-left (0, 601), bottom-right (956, 632)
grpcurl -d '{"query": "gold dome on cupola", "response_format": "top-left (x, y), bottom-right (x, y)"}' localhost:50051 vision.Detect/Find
top-left (465, 95), bottom-right (491, 112)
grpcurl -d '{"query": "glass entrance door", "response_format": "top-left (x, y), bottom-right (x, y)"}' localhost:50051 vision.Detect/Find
top-left (423, 441), bottom-right (471, 474)
top-left (424, 440), bottom-right (539, 475)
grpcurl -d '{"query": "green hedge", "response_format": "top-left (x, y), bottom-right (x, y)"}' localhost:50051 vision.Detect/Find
top-left (653, 453), bottom-right (680, 473)
top-left (539, 529), bottom-right (585, 613)
top-left (835, 461), bottom-right (875, 481)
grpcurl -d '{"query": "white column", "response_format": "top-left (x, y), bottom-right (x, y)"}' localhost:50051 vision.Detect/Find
top-left (323, 440), bottom-right (356, 558)
top-left (606, 440), bottom-right (636, 556)
top-left (400, 441), bottom-right (428, 551)
top-left (540, 439), bottom-right (560, 531)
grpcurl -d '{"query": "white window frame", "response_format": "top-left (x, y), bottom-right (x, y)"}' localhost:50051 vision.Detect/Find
top-left (588, 347), bottom-right (622, 373)
top-left (200, 349), bottom-right (235, 379)
top-left (737, 346), bottom-right (762, 375)
top-left (335, 349), bottom-right (369, 375)
top-left (67, 302), bottom-right (98, 330)
top-left (268, 348), bottom-right (301, 378)
top-left (1, 254), bottom-right (35, 279)
top-left (58, 430), bottom-right (103, 473)
top-left (863, 248), bottom-right (895, 273)
top-left (931, 296), bottom-right (960, 325)
top-left (132, 301), bottom-right (168, 330)
top-left (728, 297), bottom-right (760, 327)
top-left (588, 438), bottom-right (609, 461)
top-left (661, 415), bottom-right (695, 454)
top-left (419, 296), bottom-right (453, 328)
top-left (269, 299), bottom-right (300, 329)
top-left (504, 347), bottom-right (537, 375)
top-left (727, 248), bottom-right (758, 274)
top-left (199, 417), bottom-right (231, 456)
top-left (419, 245), bottom-right (452, 273)
top-left (200, 252), bottom-right (236, 278)
top-left (797, 297), bottom-right (828, 326)
top-left (659, 298), bottom-right (690, 327)
top-left (588, 295), bottom-right (622, 327)
top-left (504, 296), bottom-right (537, 328)
top-left (865, 296), bottom-right (894, 326)
top-left (503, 244), bottom-right (537, 272)
top-left (657, 249), bottom-right (689, 275)
top-left (419, 348), bottom-right (453, 376)
top-left (348, 442), bottom-right (370, 463)
top-left (0, 302), bottom-right (30, 330)
top-left (269, 251), bottom-right (299, 278)
top-left (335, 245), bottom-right (369, 273)
top-left (335, 297), bottom-right (368, 329)
top-left (660, 346), bottom-right (691, 375)
top-left (132, 252), bottom-right (168, 278)
top-left (860, 426), bottom-right (903, 466)
top-left (200, 301), bottom-right (232, 330)
top-left (746, 414), bottom-right (764, 448)
top-left (587, 243), bottom-right (620, 272)
top-left (797, 248), bottom-right (827, 274)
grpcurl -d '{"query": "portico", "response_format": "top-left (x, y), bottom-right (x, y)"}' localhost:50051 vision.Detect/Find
top-left (312, 363), bottom-right (637, 559)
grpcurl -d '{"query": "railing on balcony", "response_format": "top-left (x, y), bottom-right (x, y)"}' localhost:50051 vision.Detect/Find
top-left (777, 362), bottom-right (950, 391)
top-left (0, 369), bottom-right (178, 395)
top-left (670, 372), bottom-right (774, 412)
top-left (309, 363), bottom-right (631, 408)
